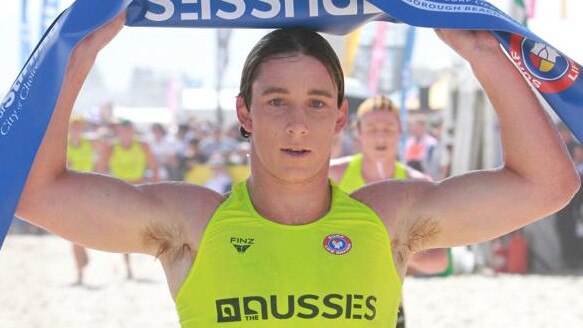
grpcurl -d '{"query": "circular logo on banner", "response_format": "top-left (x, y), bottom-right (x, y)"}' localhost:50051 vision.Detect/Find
top-left (323, 234), bottom-right (352, 255)
top-left (510, 34), bottom-right (580, 93)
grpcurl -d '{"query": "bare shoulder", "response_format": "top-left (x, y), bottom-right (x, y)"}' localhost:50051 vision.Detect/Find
top-left (329, 156), bottom-right (351, 182)
top-left (351, 179), bottom-right (434, 234)
top-left (351, 179), bottom-right (437, 273)
top-left (140, 182), bottom-right (225, 259)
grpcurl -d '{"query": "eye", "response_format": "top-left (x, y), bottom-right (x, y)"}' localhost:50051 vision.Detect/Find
top-left (269, 98), bottom-right (283, 106)
top-left (310, 99), bottom-right (326, 109)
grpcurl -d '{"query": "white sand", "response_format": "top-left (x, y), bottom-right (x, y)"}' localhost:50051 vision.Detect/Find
top-left (1, 235), bottom-right (582, 328)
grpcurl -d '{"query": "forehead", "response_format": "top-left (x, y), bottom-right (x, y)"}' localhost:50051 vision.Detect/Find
top-left (70, 121), bottom-right (84, 128)
top-left (252, 54), bottom-right (337, 95)
top-left (360, 110), bottom-right (399, 125)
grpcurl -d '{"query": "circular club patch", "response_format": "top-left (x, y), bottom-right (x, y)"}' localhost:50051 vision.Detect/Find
top-left (510, 34), bottom-right (580, 94)
top-left (323, 234), bottom-right (352, 255)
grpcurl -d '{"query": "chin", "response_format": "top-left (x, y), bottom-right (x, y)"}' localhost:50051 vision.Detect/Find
top-left (273, 167), bottom-right (327, 184)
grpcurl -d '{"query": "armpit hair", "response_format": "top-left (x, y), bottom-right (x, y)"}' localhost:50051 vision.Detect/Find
top-left (144, 222), bottom-right (193, 263)
top-left (391, 217), bottom-right (440, 268)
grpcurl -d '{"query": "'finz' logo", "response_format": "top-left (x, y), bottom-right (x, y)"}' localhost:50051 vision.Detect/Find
top-left (323, 234), bottom-right (352, 255)
top-left (510, 34), bottom-right (580, 93)
top-left (230, 237), bottom-right (254, 254)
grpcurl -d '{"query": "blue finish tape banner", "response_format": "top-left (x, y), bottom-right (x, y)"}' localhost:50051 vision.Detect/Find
top-left (1, 0), bottom-right (581, 249)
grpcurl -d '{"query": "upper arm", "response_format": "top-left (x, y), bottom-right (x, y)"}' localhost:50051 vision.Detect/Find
top-left (357, 167), bottom-right (576, 255)
top-left (17, 170), bottom-right (222, 256)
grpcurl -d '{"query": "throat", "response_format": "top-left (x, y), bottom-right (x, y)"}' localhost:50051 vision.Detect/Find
top-left (362, 157), bottom-right (396, 182)
top-left (246, 178), bottom-right (332, 225)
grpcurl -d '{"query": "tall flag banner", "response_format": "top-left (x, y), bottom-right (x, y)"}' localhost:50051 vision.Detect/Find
top-left (399, 26), bottom-right (416, 150)
top-left (215, 29), bottom-right (232, 126)
top-left (1, 0), bottom-right (582, 249)
top-left (20, 0), bottom-right (32, 67)
top-left (368, 22), bottom-right (389, 94)
top-left (40, 0), bottom-right (61, 36)
top-left (343, 29), bottom-right (362, 76)
top-left (527, 0), bottom-right (537, 19)
top-left (511, 0), bottom-right (528, 26)
top-left (561, 0), bottom-right (567, 20)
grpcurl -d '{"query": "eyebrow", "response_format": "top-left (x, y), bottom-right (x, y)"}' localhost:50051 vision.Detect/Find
top-left (308, 89), bottom-right (334, 99)
top-left (261, 87), bottom-right (289, 96)
top-left (260, 87), bottom-right (334, 99)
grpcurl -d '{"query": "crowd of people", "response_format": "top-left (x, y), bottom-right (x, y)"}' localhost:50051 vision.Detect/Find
top-left (13, 97), bottom-right (583, 281)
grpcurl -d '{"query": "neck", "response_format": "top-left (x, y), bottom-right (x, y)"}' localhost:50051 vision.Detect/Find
top-left (361, 153), bottom-right (396, 182)
top-left (247, 160), bottom-right (331, 226)
top-left (70, 135), bottom-right (82, 146)
top-left (120, 139), bottom-right (133, 148)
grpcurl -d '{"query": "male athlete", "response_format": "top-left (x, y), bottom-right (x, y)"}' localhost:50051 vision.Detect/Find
top-left (16, 12), bottom-right (579, 327)
top-left (330, 95), bottom-right (449, 327)
top-left (96, 118), bottom-right (159, 279)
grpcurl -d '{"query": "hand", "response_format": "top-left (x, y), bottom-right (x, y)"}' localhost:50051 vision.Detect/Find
top-left (435, 29), bottom-right (501, 63)
top-left (75, 10), bottom-right (126, 57)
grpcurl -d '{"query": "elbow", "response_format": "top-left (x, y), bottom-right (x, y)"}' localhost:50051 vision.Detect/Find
top-left (542, 171), bottom-right (581, 215)
top-left (426, 248), bottom-right (450, 274)
top-left (557, 167), bottom-right (580, 203)
top-left (408, 248), bottom-right (449, 275)
top-left (16, 169), bottom-right (68, 220)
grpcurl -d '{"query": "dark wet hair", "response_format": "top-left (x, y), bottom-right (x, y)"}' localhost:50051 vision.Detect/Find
top-left (238, 27), bottom-right (345, 138)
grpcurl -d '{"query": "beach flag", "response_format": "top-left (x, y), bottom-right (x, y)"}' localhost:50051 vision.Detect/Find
top-left (560, 0), bottom-right (568, 20)
top-left (399, 26), bottom-right (416, 146)
top-left (511, 0), bottom-right (528, 26)
top-left (40, 0), bottom-right (61, 36)
top-left (527, 0), bottom-right (537, 19)
top-left (343, 29), bottom-right (362, 76)
top-left (19, 0), bottom-right (32, 67)
top-left (368, 22), bottom-right (389, 95)
top-left (1, 0), bottom-right (582, 250)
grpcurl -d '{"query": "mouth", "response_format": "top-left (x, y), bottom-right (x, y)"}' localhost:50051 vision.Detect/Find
top-left (375, 145), bottom-right (388, 151)
top-left (281, 147), bottom-right (311, 157)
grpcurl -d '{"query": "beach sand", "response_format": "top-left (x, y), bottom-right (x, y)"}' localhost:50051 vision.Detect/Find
top-left (1, 235), bottom-right (582, 327)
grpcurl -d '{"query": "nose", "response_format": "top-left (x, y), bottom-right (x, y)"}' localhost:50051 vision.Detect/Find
top-left (286, 110), bottom-right (309, 136)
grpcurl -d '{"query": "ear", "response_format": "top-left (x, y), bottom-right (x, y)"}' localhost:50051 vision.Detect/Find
top-left (236, 95), bottom-right (252, 134)
top-left (334, 98), bottom-right (349, 134)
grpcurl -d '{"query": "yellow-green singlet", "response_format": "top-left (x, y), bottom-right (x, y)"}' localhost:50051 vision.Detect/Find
top-left (109, 140), bottom-right (147, 182)
top-left (338, 154), bottom-right (454, 277)
top-left (338, 154), bottom-right (408, 194)
top-left (67, 138), bottom-right (94, 173)
top-left (176, 180), bottom-right (402, 327)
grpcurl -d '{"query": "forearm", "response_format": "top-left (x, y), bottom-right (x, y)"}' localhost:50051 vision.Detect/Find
top-left (469, 49), bottom-right (578, 190)
top-left (18, 48), bottom-right (98, 214)
top-left (408, 248), bottom-right (449, 275)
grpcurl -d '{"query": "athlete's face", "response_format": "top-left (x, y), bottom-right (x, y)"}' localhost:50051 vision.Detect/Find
top-left (117, 124), bottom-right (135, 144)
top-left (69, 121), bottom-right (84, 140)
top-left (237, 54), bottom-right (348, 183)
top-left (357, 110), bottom-right (401, 162)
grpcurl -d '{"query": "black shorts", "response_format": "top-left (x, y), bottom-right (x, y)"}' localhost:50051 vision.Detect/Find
top-left (396, 304), bottom-right (406, 328)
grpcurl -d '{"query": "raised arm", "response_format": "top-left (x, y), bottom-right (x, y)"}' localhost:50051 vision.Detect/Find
top-left (16, 13), bottom-right (221, 256)
top-left (360, 30), bottom-right (580, 255)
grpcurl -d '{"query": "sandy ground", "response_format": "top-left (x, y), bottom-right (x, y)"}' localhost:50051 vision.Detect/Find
top-left (1, 235), bottom-right (582, 328)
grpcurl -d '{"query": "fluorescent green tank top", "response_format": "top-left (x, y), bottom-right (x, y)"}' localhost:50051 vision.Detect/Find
top-left (176, 180), bottom-right (402, 327)
top-left (109, 140), bottom-right (147, 182)
top-left (67, 138), bottom-right (94, 172)
top-left (338, 154), bottom-right (454, 277)
top-left (338, 154), bottom-right (408, 194)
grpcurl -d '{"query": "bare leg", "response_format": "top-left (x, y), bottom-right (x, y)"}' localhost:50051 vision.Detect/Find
top-left (72, 244), bottom-right (89, 285)
top-left (123, 253), bottom-right (133, 280)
